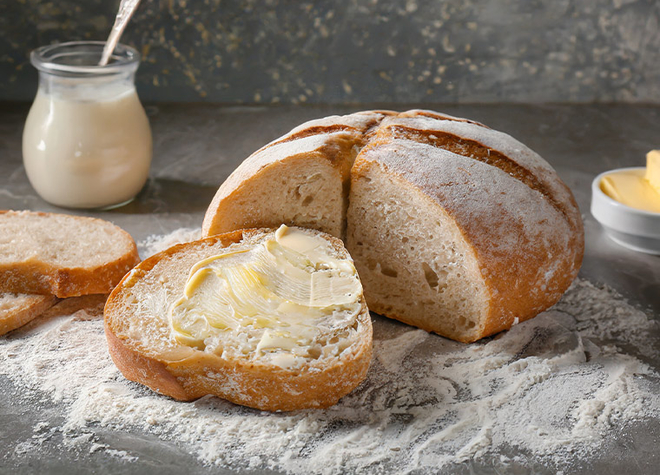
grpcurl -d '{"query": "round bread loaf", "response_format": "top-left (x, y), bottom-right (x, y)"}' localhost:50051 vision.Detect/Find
top-left (203, 110), bottom-right (584, 343)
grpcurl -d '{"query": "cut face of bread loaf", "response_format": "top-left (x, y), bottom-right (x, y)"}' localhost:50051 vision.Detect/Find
top-left (0, 292), bottom-right (58, 335)
top-left (0, 210), bottom-right (140, 298)
top-left (202, 111), bottom-right (394, 238)
top-left (203, 110), bottom-right (584, 343)
top-left (104, 226), bottom-right (372, 411)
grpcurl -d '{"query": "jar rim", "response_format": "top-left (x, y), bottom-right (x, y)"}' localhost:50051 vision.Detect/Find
top-left (30, 41), bottom-right (141, 77)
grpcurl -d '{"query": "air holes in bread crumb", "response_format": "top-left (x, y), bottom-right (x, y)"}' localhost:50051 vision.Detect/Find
top-left (302, 196), bottom-right (314, 206)
top-left (422, 263), bottom-right (448, 292)
top-left (379, 264), bottom-right (398, 278)
top-left (422, 263), bottom-right (439, 289)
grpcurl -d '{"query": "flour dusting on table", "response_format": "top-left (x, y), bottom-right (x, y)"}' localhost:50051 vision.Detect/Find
top-left (1, 229), bottom-right (659, 473)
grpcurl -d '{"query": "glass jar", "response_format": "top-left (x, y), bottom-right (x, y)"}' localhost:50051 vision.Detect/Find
top-left (23, 41), bottom-right (152, 209)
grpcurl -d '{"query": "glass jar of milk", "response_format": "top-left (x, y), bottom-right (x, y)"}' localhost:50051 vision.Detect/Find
top-left (23, 41), bottom-right (152, 209)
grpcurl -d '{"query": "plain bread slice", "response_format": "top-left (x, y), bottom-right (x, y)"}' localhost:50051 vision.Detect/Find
top-left (0, 292), bottom-right (58, 336)
top-left (0, 210), bottom-right (140, 298)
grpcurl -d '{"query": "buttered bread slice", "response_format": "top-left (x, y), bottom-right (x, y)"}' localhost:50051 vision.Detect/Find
top-left (202, 110), bottom-right (584, 343)
top-left (104, 226), bottom-right (372, 411)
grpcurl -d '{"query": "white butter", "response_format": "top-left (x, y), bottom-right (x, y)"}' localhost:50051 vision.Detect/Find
top-left (169, 225), bottom-right (362, 369)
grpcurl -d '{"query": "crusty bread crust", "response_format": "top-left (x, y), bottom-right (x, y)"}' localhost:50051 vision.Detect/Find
top-left (105, 326), bottom-right (192, 401)
top-left (201, 110), bottom-right (584, 343)
top-left (0, 210), bottom-right (140, 298)
top-left (0, 293), bottom-right (58, 336)
top-left (104, 229), bottom-right (373, 411)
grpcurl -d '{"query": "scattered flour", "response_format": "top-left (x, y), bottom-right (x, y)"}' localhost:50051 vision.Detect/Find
top-left (1, 229), bottom-right (659, 473)
top-left (138, 227), bottom-right (201, 259)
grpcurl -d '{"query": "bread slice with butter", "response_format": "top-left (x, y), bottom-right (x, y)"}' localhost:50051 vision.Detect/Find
top-left (104, 225), bottom-right (372, 411)
top-left (202, 109), bottom-right (584, 343)
top-left (0, 210), bottom-right (140, 298)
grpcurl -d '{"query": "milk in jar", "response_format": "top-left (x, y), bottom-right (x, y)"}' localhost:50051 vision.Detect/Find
top-left (23, 41), bottom-right (152, 209)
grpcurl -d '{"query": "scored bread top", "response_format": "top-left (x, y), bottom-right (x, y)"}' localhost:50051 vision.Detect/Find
top-left (0, 210), bottom-right (140, 298)
top-left (203, 108), bottom-right (583, 249)
top-left (203, 109), bottom-right (581, 243)
top-left (397, 109), bottom-right (490, 128)
top-left (374, 114), bottom-right (580, 230)
top-left (105, 227), bottom-right (373, 409)
top-left (278, 110), bottom-right (394, 142)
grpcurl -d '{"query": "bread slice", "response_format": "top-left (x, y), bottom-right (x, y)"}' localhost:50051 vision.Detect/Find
top-left (104, 226), bottom-right (372, 411)
top-left (0, 292), bottom-right (58, 336)
top-left (0, 210), bottom-right (140, 298)
top-left (201, 110), bottom-right (584, 343)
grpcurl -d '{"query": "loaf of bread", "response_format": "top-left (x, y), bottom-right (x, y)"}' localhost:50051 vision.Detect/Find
top-left (0, 210), bottom-right (140, 298)
top-left (104, 226), bottom-right (372, 411)
top-left (203, 110), bottom-right (584, 343)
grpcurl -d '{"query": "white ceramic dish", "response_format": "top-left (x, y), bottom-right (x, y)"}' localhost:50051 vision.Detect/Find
top-left (591, 167), bottom-right (660, 254)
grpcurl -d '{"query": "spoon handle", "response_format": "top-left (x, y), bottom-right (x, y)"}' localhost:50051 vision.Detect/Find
top-left (99, 0), bottom-right (142, 66)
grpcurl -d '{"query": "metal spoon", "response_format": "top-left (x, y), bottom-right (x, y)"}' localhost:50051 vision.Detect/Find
top-left (98, 0), bottom-right (142, 66)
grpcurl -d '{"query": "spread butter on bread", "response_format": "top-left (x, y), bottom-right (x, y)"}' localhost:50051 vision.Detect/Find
top-left (104, 226), bottom-right (372, 411)
top-left (202, 109), bottom-right (585, 343)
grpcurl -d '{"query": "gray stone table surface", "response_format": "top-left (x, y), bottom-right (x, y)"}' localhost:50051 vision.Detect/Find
top-left (0, 102), bottom-right (659, 474)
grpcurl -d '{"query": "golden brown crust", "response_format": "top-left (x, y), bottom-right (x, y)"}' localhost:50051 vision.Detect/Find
top-left (106, 312), bottom-right (372, 410)
top-left (104, 228), bottom-right (372, 411)
top-left (0, 210), bottom-right (140, 298)
top-left (105, 321), bottom-right (193, 401)
top-left (374, 126), bottom-right (569, 218)
top-left (397, 109), bottom-right (490, 128)
top-left (167, 320), bottom-right (371, 411)
top-left (0, 254), bottom-right (139, 298)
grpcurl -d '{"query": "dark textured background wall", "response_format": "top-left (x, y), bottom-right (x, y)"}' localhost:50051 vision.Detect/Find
top-left (1, 0), bottom-right (658, 104)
